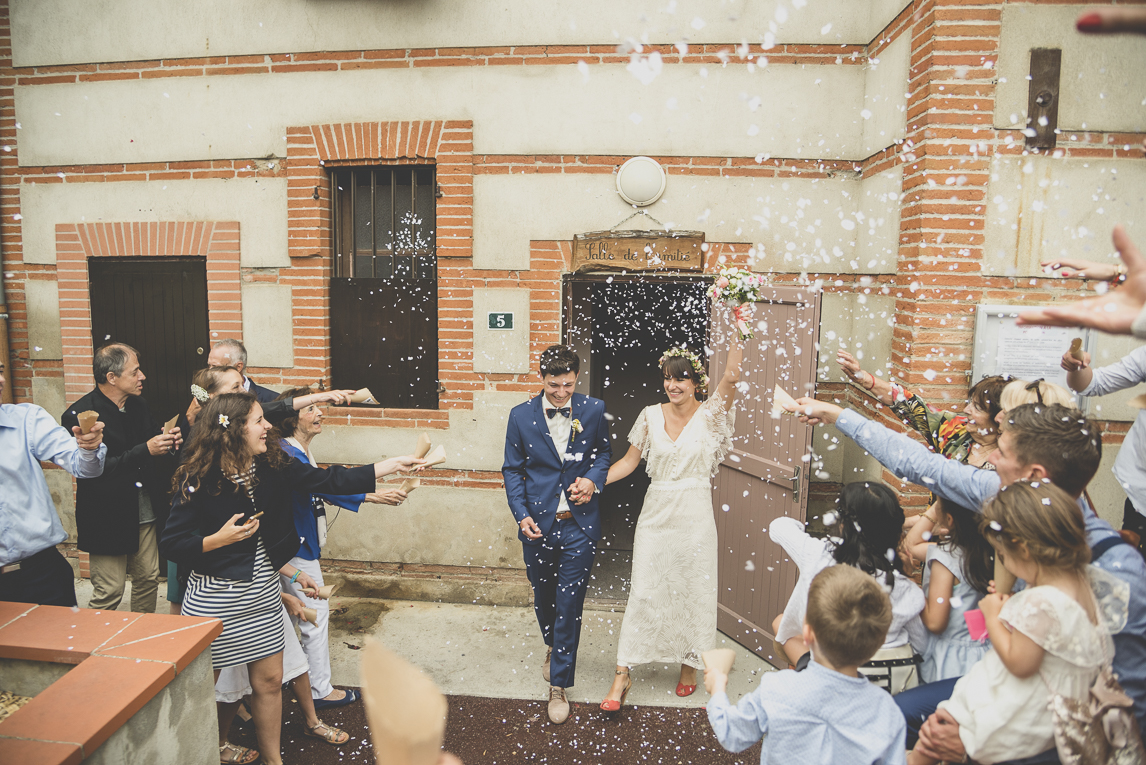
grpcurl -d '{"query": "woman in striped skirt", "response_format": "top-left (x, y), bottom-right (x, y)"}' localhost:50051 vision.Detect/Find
top-left (161, 392), bottom-right (424, 765)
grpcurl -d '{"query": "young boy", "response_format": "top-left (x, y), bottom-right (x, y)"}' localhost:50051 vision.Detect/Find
top-left (706, 565), bottom-right (908, 765)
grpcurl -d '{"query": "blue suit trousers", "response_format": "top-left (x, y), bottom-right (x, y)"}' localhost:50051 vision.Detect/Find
top-left (521, 517), bottom-right (596, 689)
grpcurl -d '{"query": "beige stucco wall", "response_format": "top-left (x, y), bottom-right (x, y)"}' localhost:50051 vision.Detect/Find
top-left (323, 486), bottom-right (522, 569)
top-left (472, 289), bottom-right (531, 374)
top-left (996, 4), bottom-right (1146, 134)
top-left (15, 62), bottom-right (887, 167)
top-left (474, 165), bottom-right (903, 272)
top-left (24, 279), bottom-right (62, 359)
top-left (12, 0), bottom-right (912, 68)
top-left (19, 178), bottom-right (288, 267)
top-left (241, 284), bottom-right (295, 368)
top-left (982, 155), bottom-right (1146, 277)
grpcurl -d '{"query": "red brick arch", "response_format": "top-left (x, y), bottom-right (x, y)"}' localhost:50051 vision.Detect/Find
top-left (55, 221), bottom-right (242, 402)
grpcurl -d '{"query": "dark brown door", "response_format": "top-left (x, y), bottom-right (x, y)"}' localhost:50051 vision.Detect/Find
top-left (88, 256), bottom-right (210, 424)
top-left (710, 285), bottom-right (821, 666)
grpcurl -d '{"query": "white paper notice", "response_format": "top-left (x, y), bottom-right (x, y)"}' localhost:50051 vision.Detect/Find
top-left (994, 324), bottom-right (1073, 384)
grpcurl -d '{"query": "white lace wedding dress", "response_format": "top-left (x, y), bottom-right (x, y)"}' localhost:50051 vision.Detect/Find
top-left (616, 395), bottom-right (734, 669)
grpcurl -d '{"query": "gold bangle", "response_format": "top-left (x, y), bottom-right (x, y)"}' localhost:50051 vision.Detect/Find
top-left (922, 513), bottom-right (936, 525)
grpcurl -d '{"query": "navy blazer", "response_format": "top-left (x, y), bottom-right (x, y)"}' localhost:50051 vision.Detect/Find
top-left (247, 377), bottom-right (279, 404)
top-left (502, 392), bottom-right (611, 543)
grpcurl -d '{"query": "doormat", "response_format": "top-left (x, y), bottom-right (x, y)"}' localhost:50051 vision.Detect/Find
top-left (226, 690), bottom-right (761, 764)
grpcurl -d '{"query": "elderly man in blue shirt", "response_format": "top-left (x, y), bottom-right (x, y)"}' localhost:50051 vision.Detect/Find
top-left (786, 396), bottom-right (1146, 765)
top-left (0, 361), bottom-right (107, 606)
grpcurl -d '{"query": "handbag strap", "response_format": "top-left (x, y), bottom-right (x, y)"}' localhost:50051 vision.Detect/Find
top-left (1092, 534), bottom-right (1130, 560)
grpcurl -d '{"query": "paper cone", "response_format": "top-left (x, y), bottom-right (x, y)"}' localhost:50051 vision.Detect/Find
top-left (1068, 337), bottom-right (1084, 362)
top-left (771, 385), bottom-right (797, 419)
top-left (994, 554), bottom-right (1016, 596)
top-left (414, 433), bottom-right (432, 459)
top-left (350, 388), bottom-right (379, 405)
top-left (423, 444), bottom-right (446, 467)
top-left (163, 414), bottom-right (179, 435)
top-left (315, 584), bottom-right (339, 600)
top-left (1129, 393), bottom-right (1146, 410)
top-left (361, 639), bottom-right (448, 765)
top-left (77, 410), bottom-right (99, 435)
top-left (702, 648), bottom-right (737, 675)
top-left (302, 607), bottom-right (319, 624)
top-left (400, 477), bottom-right (421, 494)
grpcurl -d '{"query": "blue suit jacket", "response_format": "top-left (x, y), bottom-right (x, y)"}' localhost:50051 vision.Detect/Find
top-left (502, 392), bottom-right (611, 544)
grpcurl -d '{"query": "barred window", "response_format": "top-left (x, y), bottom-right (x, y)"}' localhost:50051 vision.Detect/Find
top-left (329, 166), bottom-right (438, 409)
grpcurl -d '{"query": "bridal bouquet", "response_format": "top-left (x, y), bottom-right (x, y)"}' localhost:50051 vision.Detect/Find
top-left (708, 267), bottom-right (763, 340)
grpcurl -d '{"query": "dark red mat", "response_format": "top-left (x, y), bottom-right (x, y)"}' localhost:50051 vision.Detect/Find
top-left (227, 689), bottom-right (761, 764)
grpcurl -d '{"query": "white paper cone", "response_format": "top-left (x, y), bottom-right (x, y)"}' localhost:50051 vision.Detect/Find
top-left (414, 433), bottom-right (432, 459)
top-left (400, 477), bottom-right (421, 494)
top-left (771, 385), bottom-right (797, 419)
top-left (702, 648), bottom-right (736, 675)
top-left (361, 639), bottom-right (448, 765)
top-left (423, 444), bottom-right (446, 467)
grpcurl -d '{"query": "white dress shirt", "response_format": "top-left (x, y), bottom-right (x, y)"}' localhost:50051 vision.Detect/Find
top-left (542, 396), bottom-right (572, 514)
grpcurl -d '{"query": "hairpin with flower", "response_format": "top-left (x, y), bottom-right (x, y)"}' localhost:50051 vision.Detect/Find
top-left (659, 346), bottom-right (709, 391)
top-left (191, 384), bottom-right (210, 404)
top-left (218, 414), bottom-right (230, 429)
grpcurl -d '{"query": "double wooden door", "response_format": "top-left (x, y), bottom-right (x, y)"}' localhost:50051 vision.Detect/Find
top-left (709, 286), bottom-right (820, 666)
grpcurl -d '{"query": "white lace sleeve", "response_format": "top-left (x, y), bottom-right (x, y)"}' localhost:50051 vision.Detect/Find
top-left (1000, 584), bottom-right (1112, 666)
top-left (702, 394), bottom-right (735, 476)
top-left (628, 406), bottom-right (651, 460)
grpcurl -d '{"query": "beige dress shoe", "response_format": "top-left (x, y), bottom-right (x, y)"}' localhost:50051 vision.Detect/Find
top-left (548, 686), bottom-right (570, 724)
top-left (542, 647), bottom-right (552, 682)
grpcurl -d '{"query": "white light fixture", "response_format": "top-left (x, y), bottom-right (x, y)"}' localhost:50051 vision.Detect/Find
top-left (616, 156), bottom-right (666, 207)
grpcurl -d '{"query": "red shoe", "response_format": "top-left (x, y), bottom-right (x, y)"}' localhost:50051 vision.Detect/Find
top-left (676, 681), bottom-right (697, 697)
top-left (600, 669), bottom-right (632, 714)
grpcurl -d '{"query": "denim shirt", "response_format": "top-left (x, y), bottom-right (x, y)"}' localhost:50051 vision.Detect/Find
top-left (835, 408), bottom-right (1146, 735)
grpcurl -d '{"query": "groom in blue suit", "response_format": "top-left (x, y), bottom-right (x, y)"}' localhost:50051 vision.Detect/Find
top-left (503, 345), bottom-right (611, 724)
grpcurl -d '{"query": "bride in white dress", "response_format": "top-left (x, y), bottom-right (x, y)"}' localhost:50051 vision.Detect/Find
top-left (598, 335), bottom-right (743, 713)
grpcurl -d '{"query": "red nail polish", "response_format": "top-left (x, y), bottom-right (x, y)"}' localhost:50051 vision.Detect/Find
top-left (1076, 12), bottom-right (1103, 32)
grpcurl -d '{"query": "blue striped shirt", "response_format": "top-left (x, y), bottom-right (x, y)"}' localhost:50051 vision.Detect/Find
top-left (0, 403), bottom-right (106, 566)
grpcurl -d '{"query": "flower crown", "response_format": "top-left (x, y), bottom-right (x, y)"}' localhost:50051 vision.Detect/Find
top-left (191, 384), bottom-right (210, 404)
top-left (659, 346), bottom-right (709, 391)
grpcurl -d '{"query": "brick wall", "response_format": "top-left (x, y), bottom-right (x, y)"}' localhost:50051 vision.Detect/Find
top-left (3, 0), bottom-right (1144, 528)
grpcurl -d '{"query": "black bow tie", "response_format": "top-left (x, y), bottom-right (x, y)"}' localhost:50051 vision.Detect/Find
top-left (547, 407), bottom-right (571, 419)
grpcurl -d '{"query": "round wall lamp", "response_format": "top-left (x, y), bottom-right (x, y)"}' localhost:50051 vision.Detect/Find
top-left (616, 156), bottom-right (667, 207)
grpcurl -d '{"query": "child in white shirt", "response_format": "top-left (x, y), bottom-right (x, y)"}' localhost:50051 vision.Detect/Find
top-left (707, 564), bottom-right (908, 765)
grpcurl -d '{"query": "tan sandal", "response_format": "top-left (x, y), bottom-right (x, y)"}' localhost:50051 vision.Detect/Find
top-left (220, 741), bottom-right (259, 764)
top-left (304, 719), bottom-right (349, 746)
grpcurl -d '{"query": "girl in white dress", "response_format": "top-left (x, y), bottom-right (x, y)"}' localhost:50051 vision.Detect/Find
top-left (598, 336), bottom-right (743, 713)
top-left (908, 480), bottom-right (1129, 765)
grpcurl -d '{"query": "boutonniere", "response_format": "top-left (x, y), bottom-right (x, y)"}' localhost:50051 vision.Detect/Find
top-left (571, 419), bottom-right (583, 436)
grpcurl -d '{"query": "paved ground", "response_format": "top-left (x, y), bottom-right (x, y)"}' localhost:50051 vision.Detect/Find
top-left (76, 578), bottom-right (775, 763)
top-left (76, 578), bottom-right (775, 708)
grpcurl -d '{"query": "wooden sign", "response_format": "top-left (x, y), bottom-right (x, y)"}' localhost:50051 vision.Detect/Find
top-left (571, 230), bottom-right (705, 273)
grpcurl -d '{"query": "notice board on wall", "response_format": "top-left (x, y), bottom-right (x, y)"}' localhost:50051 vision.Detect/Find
top-left (971, 304), bottom-right (1096, 412)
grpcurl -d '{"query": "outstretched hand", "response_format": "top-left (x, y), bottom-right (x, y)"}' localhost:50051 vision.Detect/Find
top-left (789, 397), bottom-right (843, 426)
top-left (1019, 225), bottom-right (1146, 335)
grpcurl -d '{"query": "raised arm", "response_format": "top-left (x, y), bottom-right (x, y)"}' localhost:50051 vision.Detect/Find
top-left (788, 398), bottom-right (1001, 513)
top-left (714, 338), bottom-right (744, 411)
top-left (837, 350), bottom-right (897, 406)
top-left (31, 406), bottom-right (106, 478)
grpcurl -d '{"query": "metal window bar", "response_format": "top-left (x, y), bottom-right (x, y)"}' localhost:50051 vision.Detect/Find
top-left (331, 167), bottom-right (436, 279)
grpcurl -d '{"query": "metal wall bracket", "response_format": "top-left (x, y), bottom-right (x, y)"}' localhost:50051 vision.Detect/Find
top-left (1025, 48), bottom-right (1061, 150)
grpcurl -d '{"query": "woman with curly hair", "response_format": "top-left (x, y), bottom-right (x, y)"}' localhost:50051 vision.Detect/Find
top-left (160, 392), bottom-right (424, 765)
top-left (597, 326), bottom-right (743, 714)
